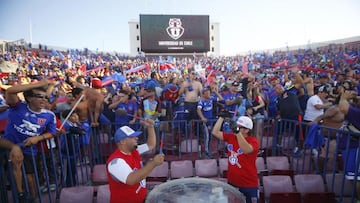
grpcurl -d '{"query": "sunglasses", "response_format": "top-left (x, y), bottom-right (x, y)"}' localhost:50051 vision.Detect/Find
top-left (32, 94), bottom-right (49, 99)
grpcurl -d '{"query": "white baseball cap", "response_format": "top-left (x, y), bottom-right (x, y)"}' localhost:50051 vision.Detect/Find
top-left (236, 116), bottom-right (253, 130)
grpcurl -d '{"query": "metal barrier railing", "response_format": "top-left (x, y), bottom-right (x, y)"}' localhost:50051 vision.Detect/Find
top-left (1, 118), bottom-right (359, 202)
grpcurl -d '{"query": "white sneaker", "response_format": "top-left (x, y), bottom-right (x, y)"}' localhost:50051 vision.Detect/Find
top-left (312, 149), bottom-right (318, 157)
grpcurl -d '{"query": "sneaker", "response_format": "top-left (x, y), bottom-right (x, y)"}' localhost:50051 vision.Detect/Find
top-left (311, 149), bottom-right (319, 157)
top-left (49, 184), bottom-right (56, 191)
top-left (41, 186), bottom-right (48, 193)
top-left (82, 156), bottom-right (90, 164)
top-left (18, 192), bottom-right (34, 203)
top-left (292, 147), bottom-right (303, 157)
top-left (204, 151), bottom-right (213, 159)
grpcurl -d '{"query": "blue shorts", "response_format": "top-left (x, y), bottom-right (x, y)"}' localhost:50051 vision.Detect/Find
top-left (342, 148), bottom-right (360, 180)
top-left (237, 187), bottom-right (259, 203)
top-left (81, 121), bottom-right (90, 145)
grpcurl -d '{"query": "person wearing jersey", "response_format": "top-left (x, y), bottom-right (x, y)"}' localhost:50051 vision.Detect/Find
top-left (197, 87), bottom-right (215, 158)
top-left (4, 79), bottom-right (57, 201)
top-left (212, 115), bottom-right (259, 203)
top-left (106, 119), bottom-right (165, 203)
top-left (138, 86), bottom-right (162, 120)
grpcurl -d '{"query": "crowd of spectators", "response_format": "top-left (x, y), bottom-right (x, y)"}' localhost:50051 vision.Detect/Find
top-left (1, 41), bottom-right (360, 202)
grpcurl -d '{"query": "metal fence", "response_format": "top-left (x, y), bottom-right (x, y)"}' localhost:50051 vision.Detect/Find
top-left (1, 118), bottom-right (359, 202)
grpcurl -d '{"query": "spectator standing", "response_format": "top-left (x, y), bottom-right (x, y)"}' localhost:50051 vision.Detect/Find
top-left (60, 110), bottom-right (85, 187)
top-left (274, 84), bottom-right (303, 156)
top-left (106, 119), bottom-right (164, 203)
top-left (197, 87), bottom-right (215, 158)
top-left (178, 71), bottom-right (203, 121)
top-left (212, 115), bottom-right (259, 203)
top-left (4, 79), bottom-right (57, 201)
top-left (138, 86), bottom-right (161, 120)
top-left (109, 89), bottom-right (138, 128)
top-left (303, 85), bottom-right (332, 122)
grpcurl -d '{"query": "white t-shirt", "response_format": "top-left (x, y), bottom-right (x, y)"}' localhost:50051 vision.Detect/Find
top-left (304, 94), bottom-right (324, 121)
top-left (107, 144), bottom-right (149, 183)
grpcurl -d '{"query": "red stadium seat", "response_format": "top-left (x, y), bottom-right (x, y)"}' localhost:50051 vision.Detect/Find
top-left (266, 156), bottom-right (289, 171)
top-left (294, 174), bottom-right (325, 195)
top-left (170, 160), bottom-right (193, 179)
top-left (218, 158), bottom-right (228, 178)
top-left (256, 157), bottom-right (266, 172)
top-left (262, 175), bottom-right (294, 199)
top-left (59, 186), bottom-right (94, 203)
top-left (270, 192), bottom-right (301, 203)
top-left (194, 159), bottom-right (218, 178)
top-left (303, 192), bottom-right (336, 203)
top-left (325, 173), bottom-right (355, 202)
top-left (96, 184), bottom-right (110, 203)
top-left (147, 161), bottom-right (169, 191)
top-left (92, 164), bottom-right (108, 185)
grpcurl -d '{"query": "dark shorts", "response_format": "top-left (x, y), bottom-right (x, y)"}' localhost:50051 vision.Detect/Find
top-left (229, 183), bottom-right (259, 203)
top-left (22, 154), bottom-right (36, 174)
top-left (184, 102), bottom-right (198, 121)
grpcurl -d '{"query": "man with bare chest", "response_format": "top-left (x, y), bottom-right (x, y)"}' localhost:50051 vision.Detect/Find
top-left (178, 71), bottom-right (203, 121)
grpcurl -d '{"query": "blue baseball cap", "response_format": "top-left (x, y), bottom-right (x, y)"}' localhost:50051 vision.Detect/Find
top-left (114, 126), bottom-right (142, 142)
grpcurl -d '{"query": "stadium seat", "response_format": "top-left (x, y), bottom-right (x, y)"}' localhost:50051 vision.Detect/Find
top-left (270, 192), bottom-right (301, 203)
top-left (170, 160), bottom-right (193, 179)
top-left (218, 158), bottom-right (228, 178)
top-left (96, 184), bottom-right (110, 203)
top-left (194, 159), bottom-right (218, 178)
top-left (260, 136), bottom-right (273, 149)
top-left (294, 174), bottom-right (325, 195)
top-left (256, 157), bottom-right (266, 172)
top-left (270, 169), bottom-right (295, 184)
top-left (147, 161), bottom-right (169, 182)
top-left (303, 192), bottom-right (336, 203)
top-left (266, 156), bottom-right (289, 171)
top-left (59, 186), bottom-right (94, 203)
top-left (262, 175), bottom-right (293, 199)
top-left (325, 173), bottom-right (355, 202)
top-left (291, 155), bottom-right (314, 174)
top-left (147, 161), bottom-right (169, 191)
top-left (92, 164), bottom-right (108, 185)
top-left (77, 165), bottom-right (92, 185)
top-left (180, 139), bottom-right (199, 153)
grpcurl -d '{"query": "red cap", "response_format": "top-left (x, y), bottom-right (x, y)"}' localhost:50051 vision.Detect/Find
top-left (270, 76), bottom-right (279, 81)
top-left (91, 78), bottom-right (102, 88)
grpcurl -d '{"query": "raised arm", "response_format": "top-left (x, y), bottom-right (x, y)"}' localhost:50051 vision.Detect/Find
top-left (212, 117), bottom-right (224, 141)
top-left (6, 79), bottom-right (49, 105)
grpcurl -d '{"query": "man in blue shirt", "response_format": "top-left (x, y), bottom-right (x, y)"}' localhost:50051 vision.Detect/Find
top-left (4, 79), bottom-right (57, 201)
top-left (197, 87), bottom-right (215, 158)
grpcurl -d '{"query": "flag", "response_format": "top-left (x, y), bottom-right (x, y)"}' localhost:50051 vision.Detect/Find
top-left (101, 76), bottom-right (114, 86)
top-left (344, 53), bottom-right (358, 64)
top-left (206, 70), bottom-right (216, 85)
top-left (83, 66), bottom-right (105, 74)
top-left (125, 64), bottom-right (149, 74)
top-left (79, 64), bottom-right (87, 72)
top-left (159, 62), bottom-right (176, 73)
top-left (242, 58), bottom-right (248, 74)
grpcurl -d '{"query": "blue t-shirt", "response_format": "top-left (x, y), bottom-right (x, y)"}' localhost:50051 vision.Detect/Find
top-left (4, 102), bottom-right (57, 155)
top-left (115, 100), bottom-right (138, 124)
top-left (197, 98), bottom-right (214, 120)
top-left (222, 91), bottom-right (242, 113)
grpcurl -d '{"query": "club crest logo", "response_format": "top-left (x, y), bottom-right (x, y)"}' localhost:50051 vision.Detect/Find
top-left (166, 18), bottom-right (184, 40)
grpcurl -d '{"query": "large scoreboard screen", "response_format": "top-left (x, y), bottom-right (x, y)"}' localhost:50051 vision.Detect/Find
top-left (140, 14), bottom-right (210, 53)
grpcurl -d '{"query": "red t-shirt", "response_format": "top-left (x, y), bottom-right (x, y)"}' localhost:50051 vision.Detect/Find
top-left (223, 132), bottom-right (259, 188)
top-left (106, 149), bottom-right (147, 203)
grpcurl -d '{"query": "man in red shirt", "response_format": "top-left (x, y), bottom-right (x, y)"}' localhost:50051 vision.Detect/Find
top-left (212, 115), bottom-right (259, 203)
top-left (106, 119), bottom-right (164, 203)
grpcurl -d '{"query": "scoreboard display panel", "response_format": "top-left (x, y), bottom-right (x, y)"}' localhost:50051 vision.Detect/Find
top-left (140, 14), bottom-right (210, 53)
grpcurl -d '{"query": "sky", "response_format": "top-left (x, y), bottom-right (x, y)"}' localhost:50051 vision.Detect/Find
top-left (1, 0), bottom-right (360, 56)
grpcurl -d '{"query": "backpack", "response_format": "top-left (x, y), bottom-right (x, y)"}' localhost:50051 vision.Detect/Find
top-left (162, 84), bottom-right (179, 102)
